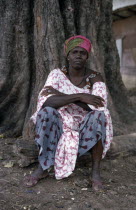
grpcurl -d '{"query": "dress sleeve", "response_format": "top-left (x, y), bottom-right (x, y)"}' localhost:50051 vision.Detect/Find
top-left (88, 81), bottom-right (107, 111)
top-left (88, 82), bottom-right (113, 158)
top-left (30, 69), bottom-right (59, 124)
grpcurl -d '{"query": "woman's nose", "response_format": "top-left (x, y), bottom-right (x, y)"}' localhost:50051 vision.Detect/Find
top-left (76, 52), bottom-right (81, 58)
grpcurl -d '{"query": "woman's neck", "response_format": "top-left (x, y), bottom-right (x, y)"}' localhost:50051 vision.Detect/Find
top-left (68, 66), bottom-right (86, 77)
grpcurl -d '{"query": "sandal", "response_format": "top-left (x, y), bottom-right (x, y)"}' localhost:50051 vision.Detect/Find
top-left (23, 172), bottom-right (49, 187)
top-left (23, 175), bottom-right (40, 187)
top-left (91, 179), bottom-right (104, 192)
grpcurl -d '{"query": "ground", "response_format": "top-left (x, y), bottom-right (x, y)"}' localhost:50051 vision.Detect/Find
top-left (0, 137), bottom-right (136, 210)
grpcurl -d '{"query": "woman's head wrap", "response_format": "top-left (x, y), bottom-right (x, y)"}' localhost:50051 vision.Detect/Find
top-left (64, 35), bottom-right (92, 56)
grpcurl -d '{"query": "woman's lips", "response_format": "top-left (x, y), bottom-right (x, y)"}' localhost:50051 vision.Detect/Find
top-left (74, 60), bottom-right (82, 63)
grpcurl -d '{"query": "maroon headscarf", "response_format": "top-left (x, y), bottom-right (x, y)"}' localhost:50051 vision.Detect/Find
top-left (64, 35), bottom-right (92, 56)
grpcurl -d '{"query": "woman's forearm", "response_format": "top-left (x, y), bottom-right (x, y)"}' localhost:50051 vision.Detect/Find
top-left (42, 92), bottom-right (104, 110)
top-left (41, 86), bottom-right (92, 110)
top-left (42, 94), bottom-right (82, 109)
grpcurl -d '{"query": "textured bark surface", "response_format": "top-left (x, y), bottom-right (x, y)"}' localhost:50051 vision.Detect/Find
top-left (0, 0), bottom-right (134, 138)
top-left (13, 139), bottom-right (38, 167)
top-left (0, 0), bottom-right (34, 137)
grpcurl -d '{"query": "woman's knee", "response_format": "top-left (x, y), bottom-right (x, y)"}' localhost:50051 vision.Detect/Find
top-left (92, 111), bottom-right (105, 121)
top-left (98, 111), bottom-right (105, 119)
top-left (43, 106), bottom-right (56, 113)
top-left (86, 111), bottom-right (106, 126)
top-left (42, 106), bottom-right (59, 119)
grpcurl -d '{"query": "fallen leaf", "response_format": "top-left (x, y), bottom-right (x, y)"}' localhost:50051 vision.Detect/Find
top-left (81, 188), bottom-right (88, 191)
top-left (0, 134), bottom-right (4, 138)
top-left (4, 161), bottom-right (14, 168)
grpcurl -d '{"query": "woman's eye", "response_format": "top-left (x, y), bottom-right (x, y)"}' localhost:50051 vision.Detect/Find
top-left (71, 50), bottom-right (87, 56)
top-left (81, 52), bottom-right (86, 55)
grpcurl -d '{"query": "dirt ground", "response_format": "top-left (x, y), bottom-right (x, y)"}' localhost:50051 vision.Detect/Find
top-left (0, 137), bottom-right (136, 210)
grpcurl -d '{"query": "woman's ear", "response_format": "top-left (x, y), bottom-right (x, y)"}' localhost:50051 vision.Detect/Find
top-left (87, 53), bottom-right (89, 60)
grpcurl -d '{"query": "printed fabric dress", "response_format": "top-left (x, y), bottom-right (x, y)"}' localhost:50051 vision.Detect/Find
top-left (31, 68), bottom-right (113, 179)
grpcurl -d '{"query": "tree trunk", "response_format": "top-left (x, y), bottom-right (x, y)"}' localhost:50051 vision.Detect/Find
top-left (0, 0), bottom-right (134, 139)
top-left (0, 0), bottom-right (34, 137)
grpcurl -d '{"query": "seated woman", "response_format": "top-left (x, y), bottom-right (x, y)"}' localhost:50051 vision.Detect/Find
top-left (24, 35), bottom-right (113, 191)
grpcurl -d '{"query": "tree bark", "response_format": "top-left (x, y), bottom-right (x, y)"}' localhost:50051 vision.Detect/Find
top-left (0, 0), bottom-right (34, 137)
top-left (13, 138), bottom-right (38, 167)
top-left (0, 0), bottom-right (134, 139)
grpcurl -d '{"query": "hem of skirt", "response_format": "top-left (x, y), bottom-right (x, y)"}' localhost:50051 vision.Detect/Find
top-left (55, 171), bottom-right (73, 180)
top-left (38, 157), bottom-right (54, 171)
top-left (78, 138), bottom-right (105, 157)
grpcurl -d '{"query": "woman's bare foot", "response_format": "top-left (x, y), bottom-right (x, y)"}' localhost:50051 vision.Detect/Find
top-left (91, 166), bottom-right (103, 191)
top-left (23, 164), bottom-right (49, 187)
top-left (92, 179), bottom-right (103, 191)
top-left (91, 140), bottom-right (104, 191)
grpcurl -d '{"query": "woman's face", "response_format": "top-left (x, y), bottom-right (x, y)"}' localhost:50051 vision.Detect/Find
top-left (67, 47), bottom-right (88, 69)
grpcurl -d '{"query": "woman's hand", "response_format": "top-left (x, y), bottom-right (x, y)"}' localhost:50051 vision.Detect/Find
top-left (80, 94), bottom-right (104, 108)
top-left (41, 86), bottom-right (64, 96)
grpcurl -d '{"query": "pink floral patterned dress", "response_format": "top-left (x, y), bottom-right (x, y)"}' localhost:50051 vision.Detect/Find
top-left (31, 68), bottom-right (113, 179)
